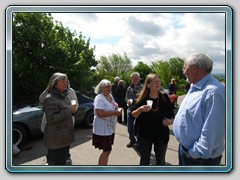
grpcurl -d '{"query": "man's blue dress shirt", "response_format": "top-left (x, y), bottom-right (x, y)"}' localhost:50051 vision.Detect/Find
top-left (173, 74), bottom-right (225, 159)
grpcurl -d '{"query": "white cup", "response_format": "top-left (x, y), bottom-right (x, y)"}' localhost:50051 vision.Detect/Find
top-left (128, 99), bottom-right (133, 105)
top-left (71, 100), bottom-right (77, 105)
top-left (146, 100), bottom-right (153, 108)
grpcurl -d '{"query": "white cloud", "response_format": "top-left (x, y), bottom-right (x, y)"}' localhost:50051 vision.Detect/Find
top-left (51, 12), bottom-right (226, 74)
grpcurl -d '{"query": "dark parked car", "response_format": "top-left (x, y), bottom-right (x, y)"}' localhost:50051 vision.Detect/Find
top-left (13, 105), bottom-right (43, 147)
top-left (12, 91), bottom-right (94, 147)
top-left (74, 91), bottom-right (94, 128)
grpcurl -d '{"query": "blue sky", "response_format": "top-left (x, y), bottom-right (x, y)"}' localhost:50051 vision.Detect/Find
top-left (52, 12), bottom-right (226, 74)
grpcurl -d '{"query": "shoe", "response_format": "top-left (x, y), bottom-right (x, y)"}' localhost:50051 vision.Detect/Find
top-left (42, 158), bottom-right (54, 165)
top-left (42, 158), bottom-right (48, 165)
top-left (66, 156), bottom-right (72, 165)
top-left (126, 141), bottom-right (136, 148)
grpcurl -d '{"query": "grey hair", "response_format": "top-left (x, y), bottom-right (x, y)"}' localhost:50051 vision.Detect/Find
top-left (130, 72), bottom-right (140, 78)
top-left (94, 79), bottom-right (112, 94)
top-left (46, 72), bottom-right (68, 92)
top-left (185, 53), bottom-right (213, 73)
top-left (114, 76), bottom-right (120, 82)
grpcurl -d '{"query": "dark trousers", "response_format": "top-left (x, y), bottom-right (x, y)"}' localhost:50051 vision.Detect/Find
top-left (138, 136), bottom-right (168, 165)
top-left (178, 144), bottom-right (222, 165)
top-left (118, 106), bottom-right (127, 123)
top-left (127, 110), bottom-right (136, 143)
top-left (47, 145), bottom-right (69, 165)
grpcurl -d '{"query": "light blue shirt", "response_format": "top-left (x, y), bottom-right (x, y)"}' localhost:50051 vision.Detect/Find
top-left (173, 74), bottom-right (225, 159)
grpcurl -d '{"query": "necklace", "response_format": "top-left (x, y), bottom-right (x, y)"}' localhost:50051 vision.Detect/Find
top-left (105, 95), bottom-right (112, 102)
top-left (151, 96), bottom-right (159, 112)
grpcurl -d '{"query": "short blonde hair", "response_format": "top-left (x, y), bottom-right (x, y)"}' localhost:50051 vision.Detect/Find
top-left (94, 79), bottom-right (112, 94)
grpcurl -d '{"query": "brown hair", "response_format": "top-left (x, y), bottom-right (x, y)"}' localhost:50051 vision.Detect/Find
top-left (136, 73), bottom-right (165, 103)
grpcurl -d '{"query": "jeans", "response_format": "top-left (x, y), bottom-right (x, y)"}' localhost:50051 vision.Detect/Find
top-left (178, 144), bottom-right (222, 165)
top-left (138, 136), bottom-right (168, 165)
top-left (127, 110), bottom-right (136, 143)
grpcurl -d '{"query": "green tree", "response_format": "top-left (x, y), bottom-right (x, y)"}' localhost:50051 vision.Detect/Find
top-left (168, 57), bottom-right (185, 81)
top-left (95, 53), bottom-right (132, 84)
top-left (151, 58), bottom-right (185, 94)
top-left (13, 13), bottom-right (97, 106)
top-left (131, 61), bottom-right (153, 84)
top-left (151, 60), bottom-right (170, 88)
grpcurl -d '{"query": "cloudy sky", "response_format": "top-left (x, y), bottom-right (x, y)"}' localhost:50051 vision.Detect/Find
top-left (51, 12), bottom-right (226, 74)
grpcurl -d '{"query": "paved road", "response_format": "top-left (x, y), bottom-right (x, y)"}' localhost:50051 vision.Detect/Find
top-left (12, 121), bottom-right (179, 166)
top-left (12, 95), bottom-right (225, 167)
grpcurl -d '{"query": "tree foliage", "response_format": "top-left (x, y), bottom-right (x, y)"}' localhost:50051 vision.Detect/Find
top-left (151, 57), bottom-right (185, 90)
top-left (131, 61), bottom-right (153, 84)
top-left (12, 13), bottom-right (224, 106)
top-left (95, 53), bottom-right (133, 84)
top-left (13, 13), bottom-right (97, 106)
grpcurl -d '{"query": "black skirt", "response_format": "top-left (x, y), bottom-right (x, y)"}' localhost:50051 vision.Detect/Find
top-left (92, 133), bottom-right (115, 152)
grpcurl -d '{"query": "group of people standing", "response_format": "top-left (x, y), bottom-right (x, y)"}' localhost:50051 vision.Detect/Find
top-left (39, 52), bottom-right (225, 166)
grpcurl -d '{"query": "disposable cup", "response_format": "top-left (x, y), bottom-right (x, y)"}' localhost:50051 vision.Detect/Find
top-left (128, 99), bottom-right (133, 104)
top-left (146, 100), bottom-right (153, 108)
top-left (71, 100), bottom-right (77, 105)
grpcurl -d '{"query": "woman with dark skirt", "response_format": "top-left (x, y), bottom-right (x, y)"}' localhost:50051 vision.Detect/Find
top-left (92, 79), bottom-right (122, 165)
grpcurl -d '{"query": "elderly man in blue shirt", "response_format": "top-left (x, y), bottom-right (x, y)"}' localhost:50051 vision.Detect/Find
top-left (173, 53), bottom-right (225, 165)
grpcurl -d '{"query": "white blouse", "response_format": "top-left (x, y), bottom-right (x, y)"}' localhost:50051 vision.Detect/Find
top-left (92, 93), bottom-right (118, 136)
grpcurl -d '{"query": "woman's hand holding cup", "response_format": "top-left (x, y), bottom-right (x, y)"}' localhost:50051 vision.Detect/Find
top-left (70, 100), bottom-right (77, 114)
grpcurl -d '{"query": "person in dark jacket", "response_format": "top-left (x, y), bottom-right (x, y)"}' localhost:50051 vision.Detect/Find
top-left (42, 72), bottom-right (77, 165)
top-left (116, 80), bottom-right (128, 124)
top-left (132, 74), bottom-right (174, 165)
top-left (111, 76), bottom-right (120, 102)
top-left (168, 78), bottom-right (177, 95)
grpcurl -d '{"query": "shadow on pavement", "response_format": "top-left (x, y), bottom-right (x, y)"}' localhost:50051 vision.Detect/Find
top-left (12, 126), bottom-right (92, 165)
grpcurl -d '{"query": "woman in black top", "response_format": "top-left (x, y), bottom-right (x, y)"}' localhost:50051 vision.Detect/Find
top-left (132, 74), bottom-right (174, 165)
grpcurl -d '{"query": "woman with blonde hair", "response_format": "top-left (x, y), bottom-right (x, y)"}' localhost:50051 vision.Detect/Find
top-left (132, 73), bottom-right (174, 165)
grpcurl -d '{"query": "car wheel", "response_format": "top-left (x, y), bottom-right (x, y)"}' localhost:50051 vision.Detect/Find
top-left (83, 110), bottom-right (94, 128)
top-left (13, 124), bottom-right (27, 147)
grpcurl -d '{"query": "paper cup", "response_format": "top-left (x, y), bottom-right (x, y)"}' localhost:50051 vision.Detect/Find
top-left (118, 108), bottom-right (124, 122)
top-left (71, 100), bottom-right (77, 105)
top-left (147, 100), bottom-right (153, 108)
top-left (128, 99), bottom-right (133, 106)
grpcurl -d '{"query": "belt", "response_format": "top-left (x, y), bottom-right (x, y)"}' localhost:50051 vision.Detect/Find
top-left (180, 144), bottom-right (222, 160)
